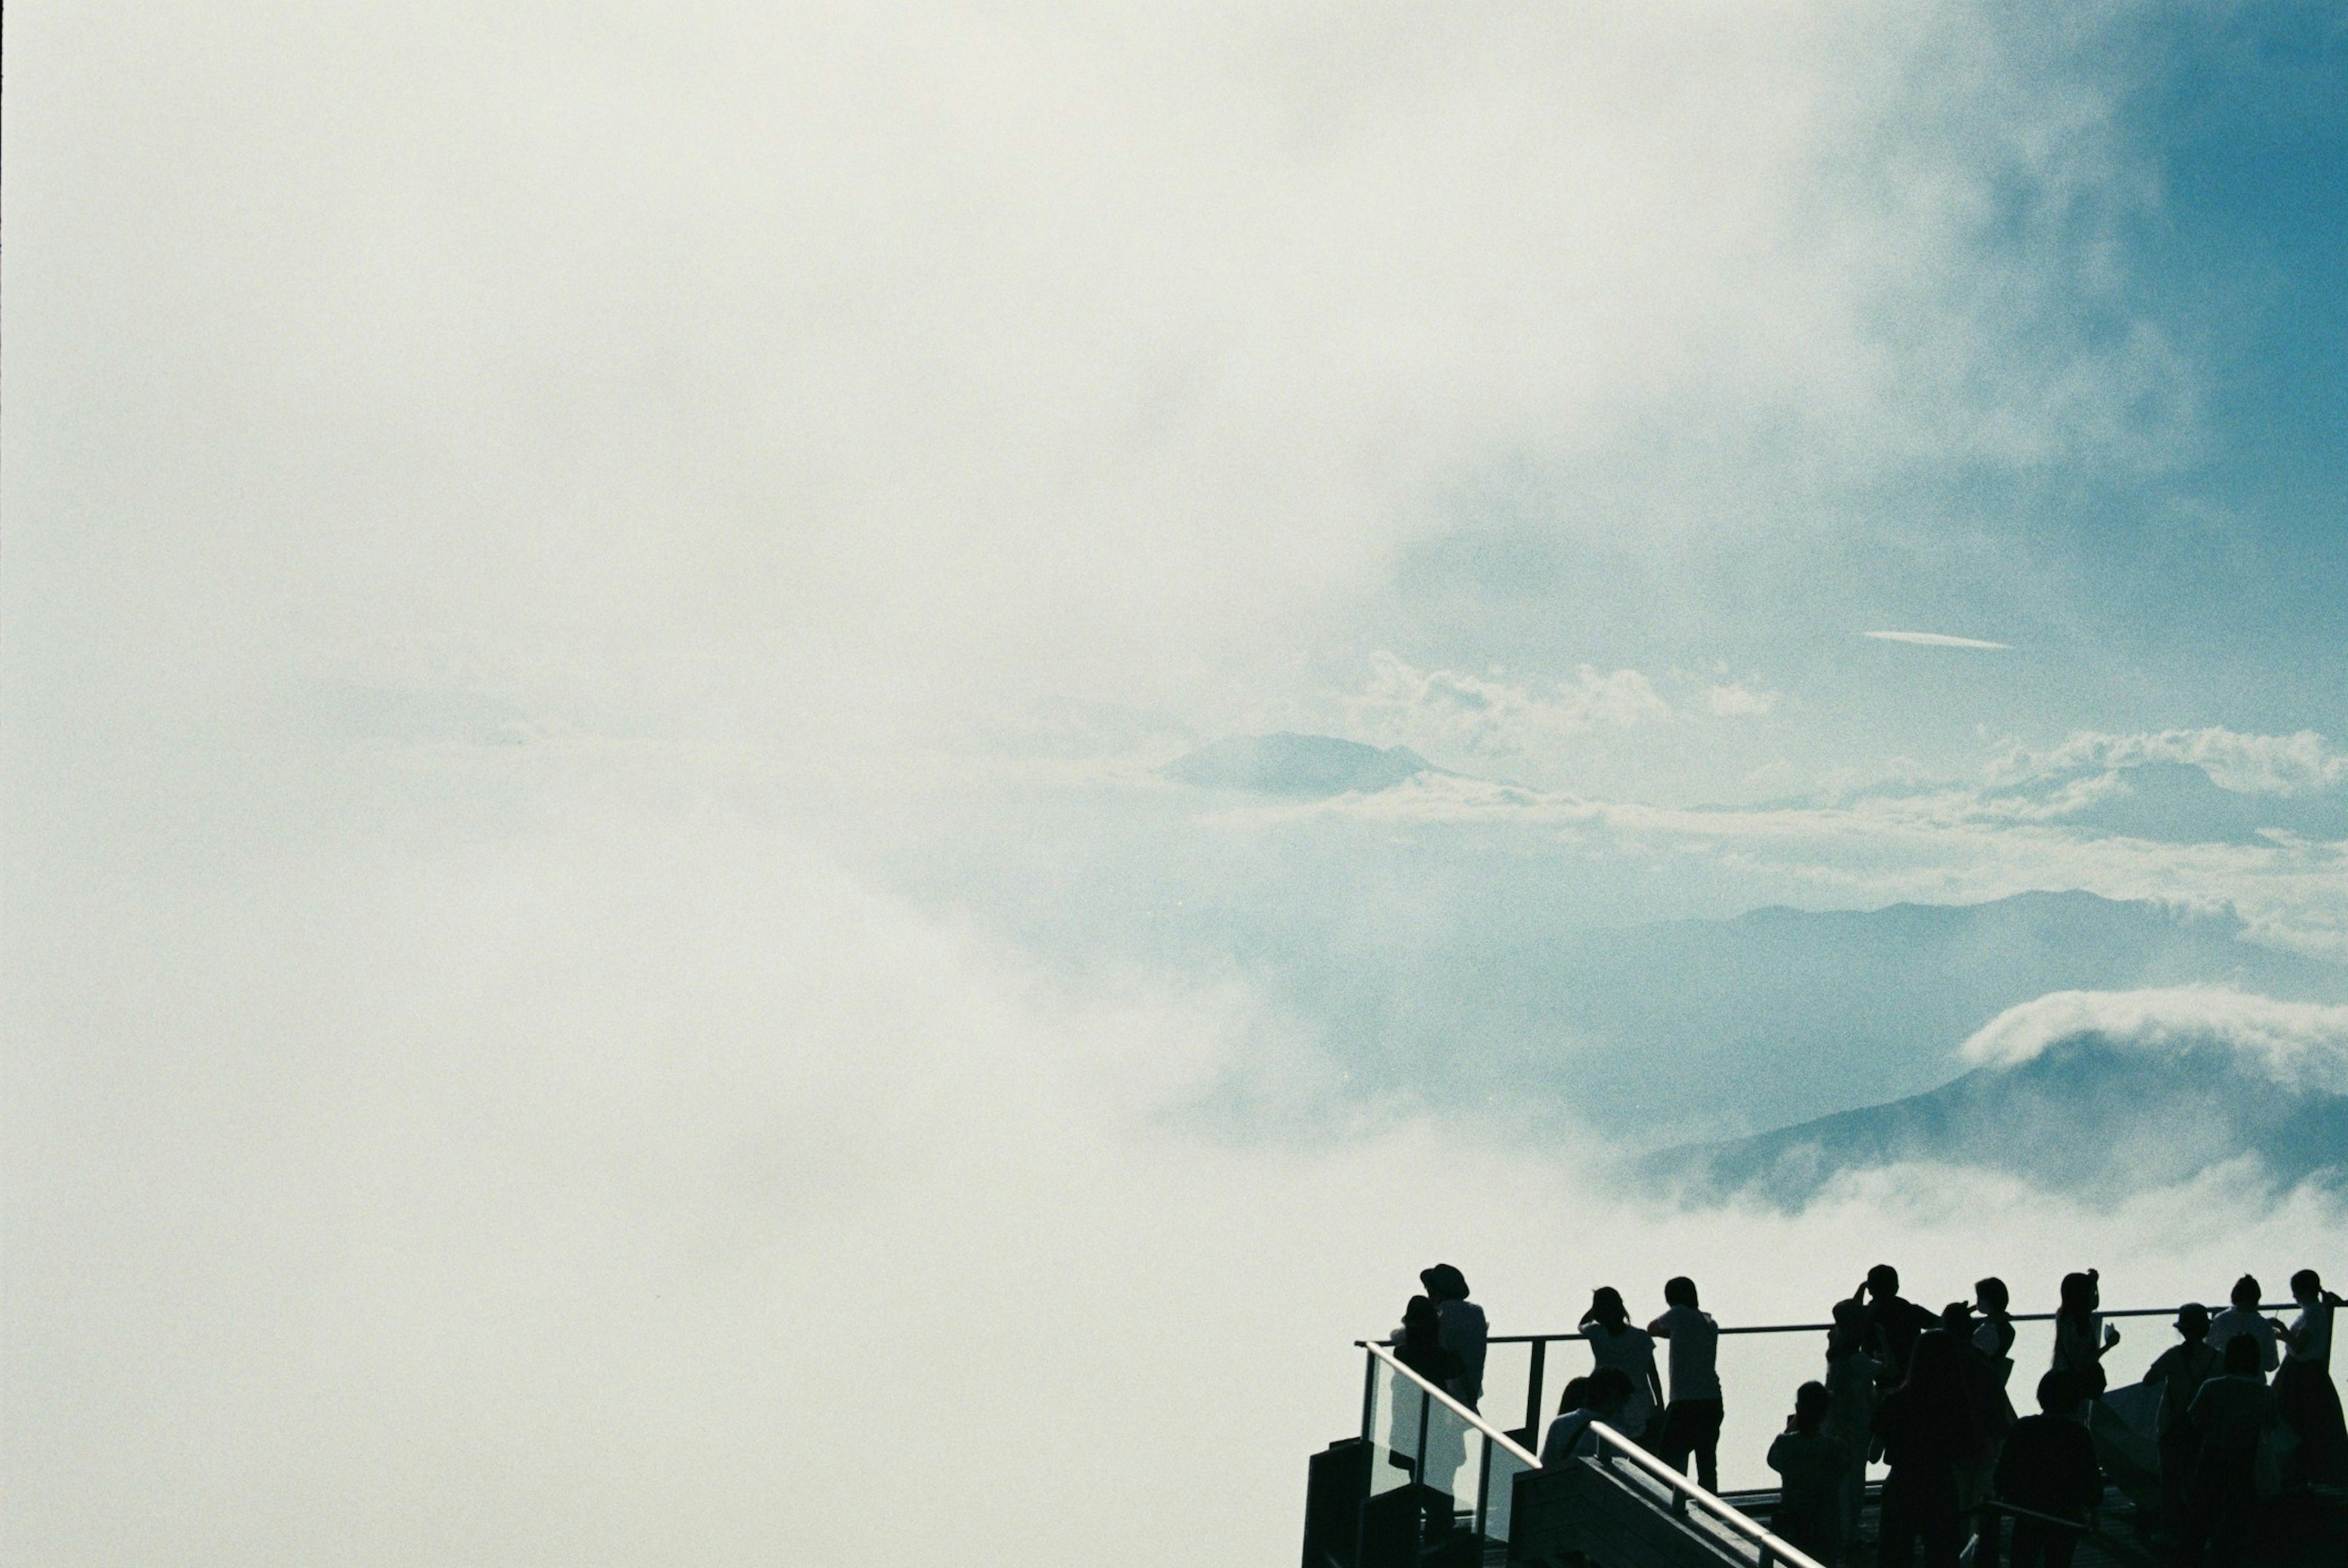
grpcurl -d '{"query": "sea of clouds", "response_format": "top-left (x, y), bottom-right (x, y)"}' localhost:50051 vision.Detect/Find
top-left (9, 757), bottom-right (2341, 1566)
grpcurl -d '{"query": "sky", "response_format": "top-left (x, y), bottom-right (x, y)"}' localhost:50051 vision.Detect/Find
top-left (5, 4), bottom-right (2346, 1565)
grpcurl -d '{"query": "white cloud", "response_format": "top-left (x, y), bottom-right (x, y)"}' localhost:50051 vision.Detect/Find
top-left (6, 1), bottom-right (2199, 754)
top-left (1238, 767), bottom-right (2348, 959)
top-left (1351, 653), bottom-right (1669, 764)
top-left (1959, 986), bottom-right (2348, 1093)
top-left (1705, 680), bottom-right (1782, 718)
top-left (1864, 630), bottom-right (2013, 649)
top-left (1988, 728), bottom-right (2348, 796)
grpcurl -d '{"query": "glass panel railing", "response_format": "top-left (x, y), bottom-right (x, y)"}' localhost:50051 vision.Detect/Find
top-left (1358, 1345), bottom-right (1541, 1549)
top-left (1364, 1352), bottom-right (1424, 1498)
top-left (1482, 1423), bottom-right (1535, 1544)
top-left (1419, 1391), bottom-right (1482, 1532)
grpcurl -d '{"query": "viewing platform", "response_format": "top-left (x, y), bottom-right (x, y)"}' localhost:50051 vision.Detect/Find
top-left (1302, 1305), bottom-right (2348, 1568)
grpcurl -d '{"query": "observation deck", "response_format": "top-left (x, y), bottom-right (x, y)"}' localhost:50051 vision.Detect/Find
top-left (1301, 1305), bottom-right (2347, 1568)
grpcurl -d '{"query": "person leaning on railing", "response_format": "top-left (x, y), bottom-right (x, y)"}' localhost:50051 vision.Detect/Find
top-left (1855, 1265), bottom-right (1940, 1385)
top-left (1647, 1276), bottom-right (1724, 1493)
top-left (1580, 1286), bottom-right (1663, 1445)
top-left (2049, 1270), bottom-right (2119, 1413)
top-left (2270, 1267), bottom-right (2346, 1482)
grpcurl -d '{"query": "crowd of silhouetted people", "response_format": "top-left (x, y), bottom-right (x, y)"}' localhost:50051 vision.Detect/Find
top-left (1387, 1261), bottom-right (2345, 1568)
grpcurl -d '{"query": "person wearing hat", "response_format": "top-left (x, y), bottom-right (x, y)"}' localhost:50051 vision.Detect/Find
top-left (2144, 1303), bottom-right (2223, 1542)
top-left (1420, 1264), bottom-right (1488, 1412)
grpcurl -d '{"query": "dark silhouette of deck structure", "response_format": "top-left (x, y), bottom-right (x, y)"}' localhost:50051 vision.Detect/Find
top-left (1304, 1305), bottom-right (2347, 1568)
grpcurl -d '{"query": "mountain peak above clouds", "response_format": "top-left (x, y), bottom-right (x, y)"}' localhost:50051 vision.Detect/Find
top-left (1159, 733), bottom-right (1433, 798)
top-left (1656, 987), bottom-right (2348, 1206)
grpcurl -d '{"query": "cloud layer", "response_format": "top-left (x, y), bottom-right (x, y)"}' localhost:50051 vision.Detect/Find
top-left (1961, 985), bottom-right (2348, 1094)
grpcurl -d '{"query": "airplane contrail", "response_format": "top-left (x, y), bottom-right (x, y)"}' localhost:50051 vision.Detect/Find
top-left (1864, 630), bottom-right (2012, 650)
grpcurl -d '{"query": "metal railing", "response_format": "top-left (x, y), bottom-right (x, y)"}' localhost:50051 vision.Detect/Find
top-left (1480, 1300), bottom-right (2303, 1442)
top-left (1578, 1417), bottom-right (1827, 1568)
top-left (1359, 1341), bottom-right (1827, 1568)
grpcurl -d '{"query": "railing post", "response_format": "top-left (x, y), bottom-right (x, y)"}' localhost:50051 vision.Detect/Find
top-left (1360, 1348), bottom-right (1378, 1443)
top-left (1414, 1388), bottom-right (1431, 1480)
top-left (1474, 1430), bottom-right (1493, 1537)
top-left (1523, 1338), bottom-right (1546, 1442)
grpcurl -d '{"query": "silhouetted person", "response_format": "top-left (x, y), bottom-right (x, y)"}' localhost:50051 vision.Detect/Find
top-left (1994, 1372), bottom-right (2101, 1568)
top-left (2144, 1303), bottom-right (2223, 1544)
top-left (1768, 1380), bottom-right (1847, 1562)
top-left (1973, 1278), bottom-right (2017, 1363)
top-left (1422, 1264), bottom-right (1488, 1412)
top-left (1939, 1301), bottom-right (2014, 1566)
top-left (2180, 1334), bottom-right (2279, 1568)
top-left (1581, 1286), bottom-right (1663, 1443)
top-left (1856, 1264), bottom-right (1940, 1382)
top-left (2271, 1268), bottom-right (2346, 1482)
top-left (2206, 1275), bottom-right (2277, 1380)
top-left (1874, 1331), bottom-right (1984, 1568)
top-left (1826, 1297), bottom-right (1889, 1551)
top-left (1543, 1367), bottom-right (1634, 1465)
top-left (2049, 1270), bottom-right (2118, 1407)
top-left (1395, 1294), bottom-right (1462, 1388)
top-left (1385, 1295), bottom-right (1462, 1495)
top-left (1649, 1275), bottom-right (1724, 1493)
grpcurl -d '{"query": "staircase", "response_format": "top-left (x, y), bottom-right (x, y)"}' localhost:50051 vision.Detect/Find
top-left (1302, 1344), bottom-right (1824, 1568)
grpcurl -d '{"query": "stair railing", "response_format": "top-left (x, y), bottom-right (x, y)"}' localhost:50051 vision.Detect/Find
top-left (1577, 1418), bottom-right (1826, 1568)
top-left (1359, 1341), bottom-right (1828, 1568)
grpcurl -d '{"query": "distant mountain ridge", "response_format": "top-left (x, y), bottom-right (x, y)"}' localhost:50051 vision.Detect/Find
top-left (1469, 891), bottom-right (2347, 1140)
top-left (1992, 759), bottom-right (2348, 845)
top-left (1652, 999), bottom-right (2348, 1205)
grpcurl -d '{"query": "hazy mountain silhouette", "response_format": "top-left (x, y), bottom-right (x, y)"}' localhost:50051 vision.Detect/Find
top-left (1436, 891), bottom-right (2347, 1139)
top-left (2003, 760), bottom-right (2348, 845)
top-left (1160, 734), bottom-right (1432, 797)
top-left (1654, 1026), bottom-right (2348, 1205)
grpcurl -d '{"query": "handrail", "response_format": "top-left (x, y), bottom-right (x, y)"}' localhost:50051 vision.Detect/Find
top-left (1474, 1300), bottom-right (2302, 1345)
top-left (1357, 1341), bottom-right (1538, 1467)
top-left (1359, 1342), bottom-right (1825, 1568)
top-left (1581, 1419), bottom-right (1828, 1568)
top-left (1368, 1301), bottom-right (2306, 1440)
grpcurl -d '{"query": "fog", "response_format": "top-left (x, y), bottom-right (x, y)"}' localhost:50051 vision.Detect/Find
top-left (8, 758), bottom-right (2341, 1564)
top-left (7, 4), bottom-right (2344, 1564)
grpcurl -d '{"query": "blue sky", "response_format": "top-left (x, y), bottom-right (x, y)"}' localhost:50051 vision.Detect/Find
top-left (1315, 6), bottom-right (2348, 789)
